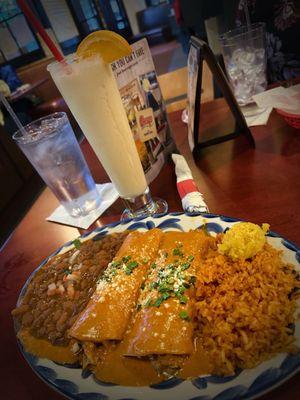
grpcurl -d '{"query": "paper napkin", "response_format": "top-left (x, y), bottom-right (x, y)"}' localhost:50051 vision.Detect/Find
top-left (47, 183), bottom-right (119, 229)
top-left (253, 85), bottom-right (300, 115)
top-left (241, 104), bottom-right (273, 127)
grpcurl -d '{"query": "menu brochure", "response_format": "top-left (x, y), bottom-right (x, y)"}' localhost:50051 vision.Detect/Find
top-left (111, 38), bottom-right (175, 184)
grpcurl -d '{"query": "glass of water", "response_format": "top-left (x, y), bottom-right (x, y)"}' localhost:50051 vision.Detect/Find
top-left (13, 112), bottom-right (100, 217)
top-left (219, 23), bottom-right (267, 107)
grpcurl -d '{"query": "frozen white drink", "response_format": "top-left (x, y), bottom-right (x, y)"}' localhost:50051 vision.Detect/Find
top-left (47, 55), bottom-right (147, 199)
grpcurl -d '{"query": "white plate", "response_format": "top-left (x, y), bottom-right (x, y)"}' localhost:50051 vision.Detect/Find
top-left (15, 213), bottom-right (300, 400)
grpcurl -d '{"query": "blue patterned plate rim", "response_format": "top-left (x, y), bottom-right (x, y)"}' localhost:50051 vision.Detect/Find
top-left (14, 213), bottom-right (300, 400)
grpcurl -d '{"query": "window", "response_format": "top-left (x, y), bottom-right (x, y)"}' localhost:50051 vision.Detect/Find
top-left (80, 0), bottom-right (101, 31)
top-left (68, 0), bottom-right (104, 37)
top-left (0, 0), bottom-right (44, 67)
top-left (97, 0), bottom-right (132, 39)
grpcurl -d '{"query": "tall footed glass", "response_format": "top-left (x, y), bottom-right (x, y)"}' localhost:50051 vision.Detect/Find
top-left (47, 54), bottom-right (167, 219)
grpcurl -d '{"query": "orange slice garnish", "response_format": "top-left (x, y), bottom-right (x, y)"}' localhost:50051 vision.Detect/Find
top-left (77, 30), bottom-right (132, 62)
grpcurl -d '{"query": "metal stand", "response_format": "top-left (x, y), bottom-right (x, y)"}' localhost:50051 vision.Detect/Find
top-left (190, 37), bottom-right (255, 159)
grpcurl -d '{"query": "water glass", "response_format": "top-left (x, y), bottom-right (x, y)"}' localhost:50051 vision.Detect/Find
top-left (219, 23), bottom-right (267, 106)
top-left (13, 112), bottom-right (100, 217)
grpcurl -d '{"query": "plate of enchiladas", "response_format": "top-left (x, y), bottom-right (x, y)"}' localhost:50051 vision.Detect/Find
top-left (12, 213), bottom-right (300, 400)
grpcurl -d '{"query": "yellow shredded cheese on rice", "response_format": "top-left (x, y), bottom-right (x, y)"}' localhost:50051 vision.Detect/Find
top-left (218, 222), bottom-right (269, 260)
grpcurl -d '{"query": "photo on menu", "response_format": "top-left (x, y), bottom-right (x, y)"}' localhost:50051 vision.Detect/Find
top-left (111, 38), bottom-right (175, 183)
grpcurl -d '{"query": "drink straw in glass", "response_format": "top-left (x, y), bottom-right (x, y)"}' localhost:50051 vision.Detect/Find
top-left (0, 92), bottom-right (27, 136)
top-left (17, 0), bottom-right (64, 62)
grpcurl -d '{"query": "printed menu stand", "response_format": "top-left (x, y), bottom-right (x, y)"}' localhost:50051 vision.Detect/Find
top-left (187, 36), bottom-right (255, 158)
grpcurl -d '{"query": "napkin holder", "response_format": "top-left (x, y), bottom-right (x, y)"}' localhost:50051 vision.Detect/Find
top-left (189, 37), bottom-right (255, 158)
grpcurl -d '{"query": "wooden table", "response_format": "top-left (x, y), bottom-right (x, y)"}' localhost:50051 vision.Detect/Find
top-left (0, 98), bottom-right (299, 399)
top-left (8, 78), bottom-right (48, 102)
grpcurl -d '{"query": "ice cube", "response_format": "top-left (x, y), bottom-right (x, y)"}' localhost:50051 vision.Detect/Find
top-left (232, 49), bottom-right (245, 65)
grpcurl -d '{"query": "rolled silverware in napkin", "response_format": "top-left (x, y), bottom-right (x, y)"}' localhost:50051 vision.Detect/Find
top-left (172, 153), bottom-right (209, 213)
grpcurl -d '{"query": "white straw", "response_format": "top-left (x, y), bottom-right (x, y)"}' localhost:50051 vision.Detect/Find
top-left (0, 91), bottom-right (27, 136)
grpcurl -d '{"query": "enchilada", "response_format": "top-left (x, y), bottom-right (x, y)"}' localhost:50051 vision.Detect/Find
top-left (69, 229), bottom-right (163, 342)
top-left (124, 230), bottom-right (213, 356)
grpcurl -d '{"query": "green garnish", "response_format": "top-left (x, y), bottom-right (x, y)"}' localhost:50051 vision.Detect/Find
top-left (164, 252), bottom-right (168, 258)
top-left (122, 255), bottom-right (132, 263)
top-left (145, 298), bottom-right (152, 307)
top-left (153, 297), bottom-right (163, 307)
top-left (123, 260), bottom-right (138, 275)
top-left (151, 263), bottom-right (157, 269)
top-left (142, 258), bottom-right (149, 264)
top-left (72, 239), bottom-right (81, 249)
top-left (181, 262), bottom-right (190, 270)
top-left (158, 283), bottom-right (171, 293)
top-left (187, 255), bottom-right (194, 262)
top-left (136, 303), bottom-right (142, 311)
top-left (177, 286), bottom-right (186, 294)
top-left (127, 261), bottom-right (138, 269)
top-left (140, 282), bottom-right (145, 290)
top-left (111, 260), bottom-right (121, 268)
top-left (179, 295), bottom-right (188, 304)
top-left (150, 281), bottom-right (158, 290)
top-left (173, 248), bottom-right (183, 257)
top-left (179, 310), bottom-right (190, 320)
top-left (162, 292), bottom-right (170, 300)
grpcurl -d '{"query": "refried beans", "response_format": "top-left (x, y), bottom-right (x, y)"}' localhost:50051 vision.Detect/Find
top-left (12, 232), bottom-right (128, 346)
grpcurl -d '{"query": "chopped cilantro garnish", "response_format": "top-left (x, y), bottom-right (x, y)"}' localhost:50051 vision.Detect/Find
top-left (179, 310), bottom-right (190, 320)
top-left (123, 260), bottom-right (138, 275)
top-left (177, 286), bottom-right (186, 294)
top-left (173, 248), bottom-right (183, 257)
top-left (127, 261), bottom-right (138, 269)
top-left (122, 255), bottom-right (132, 263)
top-left (158, 283), bottom-right (171, 293)
top-left (183, 282), bottom-right (191, 289)
top-left (142, 258), bottom-right (149, 264)
top-left (187, 255), bottom-right (194, 262)
top-left (72, 239), bottom-right (81, 249)
top-left (181, 262), bottom-right (190, 270)
top-left (145, 298), bottom-right (152, 307)
top-left (179, 295), bottom-right (188, 304)
top-left (136, 303), bottom-right (142, 311)
top-left (151, 262), bottom-right (157, 269)
top-left (162, 292), bottom-right (170, 300)
top-left (111, 260), bottom-right (121, 268)
top-left (150, 281), bottom-right (158, 290)
top-left (140, 282), bottom-right (145, 290)
top-left (153, 297), bottom-right (163, 307)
